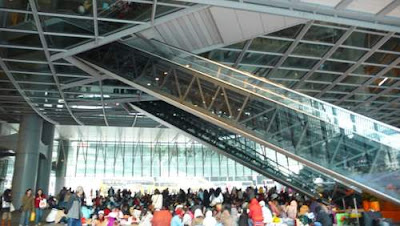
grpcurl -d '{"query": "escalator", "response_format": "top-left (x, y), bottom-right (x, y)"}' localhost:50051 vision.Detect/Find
top-left (129, 100), bottom-right (344, 200)
top-left (78, 38), bottom-right (400, 204)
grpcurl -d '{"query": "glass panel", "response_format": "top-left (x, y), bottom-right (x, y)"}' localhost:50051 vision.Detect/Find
top-left (249, 38), bottom-right (291, 53)
top-left (268, 24), bottom-right (304, 39)
top-left (0, 48), bottom-right (46, 61)
top-left (208, 50), bottom-right (239, 64)
top-left (292, 42), bottom-right (330, 57)
top-left (224, 41), bottom-right (246, 50)
top-left (379, 37), bottom-right (400, 51)
top-left (0, 11), bottom-right (34, 29)
top-left (282, 57), bottom-right (318, 69)
top-left (344, 32), bottom-right (383, 48)
top-left (319, 61), bottom-right (352, 72)
top-left (353, 65), bottom-right (384, 75)
top-left (331, 47), bottom-right (367, 61)
top-left (308, 72), bottom-right (340, 82)
top-left (101, 2), bottom-right (152, 22)
top-left (45, 35), bottom-right (89, 49)
top-left (241, 53), bottom-right (280, 66)
top-left (303, 25), bottom-right (346, 44)
top-left (0, 32), bottom-right (42, 47)
top-left (269, 69), bottom-right (305, 80)
top-left (366, 52), bottom-right (398, 65)
top-left (37, 0), bottom-right (93, 16)
top-left (80, 38), bottom-right (400, 202)
top-left (40, 15), bottom-right (94, 34)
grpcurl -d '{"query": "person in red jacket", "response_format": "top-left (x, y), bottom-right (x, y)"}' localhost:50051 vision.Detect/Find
top-left (152, 209), bottom-right (172, 226)
top-left (34, 188), bottom-right (47, 225)
top-left (248, 198), bottom-right (263, 226)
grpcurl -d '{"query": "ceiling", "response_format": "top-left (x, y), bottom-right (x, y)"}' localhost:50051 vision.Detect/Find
top-left (0, 0), bottom-right (399, 128)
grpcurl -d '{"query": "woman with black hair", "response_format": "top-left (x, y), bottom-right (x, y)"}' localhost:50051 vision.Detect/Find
top-left (1, 189), bottom-right (12, 226)
top-left (34, 189), bottom-right (47, 225)
top-left (19, 188), bottom-right (34, 226)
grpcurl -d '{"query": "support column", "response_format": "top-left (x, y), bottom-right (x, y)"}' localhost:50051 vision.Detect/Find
top-left (36, 121), bottom-right (55, 195)
top-left (12, 114), bottom-right (43, 208)
top-left (55, 140), bottom-right (69, 193)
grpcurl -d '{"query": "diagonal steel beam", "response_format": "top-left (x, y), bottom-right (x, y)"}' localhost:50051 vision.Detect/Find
top-left (61, 76), bottom-right (107, 90)
top-left (335, 0), bottom-right (354, 10)
top-left (29, 0), bottom-right (83, 125)
top-left (368, 96), bottom-right (400, 115)
top-left (0, 57), bottom-right (57, 124)
top-left (266, 21), bottom-right (313, 78)
top-left (377, 0), bottom-right (400, 16)
top-left (293, 26), bottom-right (356, 90)
top-left (337, 57), bottom-right (400, 107)
top-left (232, 39), bottom-right (253, 68)
top-left (315, 32), bottom-right (395, 98)
top-left (99, 80), bottom-right (109, 126)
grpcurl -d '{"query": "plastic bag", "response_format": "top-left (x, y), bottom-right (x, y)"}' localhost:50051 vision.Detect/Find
top-left (30, 211), bottom-right (36, 222)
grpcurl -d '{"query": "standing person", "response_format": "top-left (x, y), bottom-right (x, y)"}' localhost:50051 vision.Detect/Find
top-left (203, 210), bottom-right (217, 226)
top-left (1, 189), bottom-right (12, 226)
top-left (19, 189), bottom-right (34, 226)
top-left (248, 198), bottom-right (263, 226)
top-left (171, 208), bottom-right (185, 226)
top-left (151, 189), bottom-right (163, 211)
top-left (66, 186), bottom-right (84, 226)
top-left (34, 189), bottom-right (47, 225)
top-left (286, 200), bottom-right (298, 220)
top-left (259, 201), bottom-right (273, 224)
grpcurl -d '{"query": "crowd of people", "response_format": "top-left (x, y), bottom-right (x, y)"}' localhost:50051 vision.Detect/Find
top-left (1, 186), bottom-right (335, 226)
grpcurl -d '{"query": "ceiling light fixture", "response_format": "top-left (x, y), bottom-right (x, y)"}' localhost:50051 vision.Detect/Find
top-left (378, 77), bottom-right (388, 86)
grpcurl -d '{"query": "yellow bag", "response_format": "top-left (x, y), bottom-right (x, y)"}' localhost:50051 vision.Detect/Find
top-left (30, 211), bottom-right (36, 222)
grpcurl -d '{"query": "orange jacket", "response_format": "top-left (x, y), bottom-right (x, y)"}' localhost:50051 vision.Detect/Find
top-left (152, 210), bottom-right (172, 226)
top-left (248, 198), bottom-right (263, 222)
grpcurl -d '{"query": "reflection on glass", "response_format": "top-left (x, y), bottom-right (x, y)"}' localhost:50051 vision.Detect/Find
top-left (249, 38), bottom-right (291, 53)
top-left (319, 61), bottom-right (351, 73)
top-left (241, 53), bottom-right (280, 66)
top-left (308, 72), bottom-right (339, 82)
top-left (353, 65), bottom-right (383, 75)
top-left (0, 48), bottom-right (46, 61)
top-left (292, 42), bottom-right (330, 57)
top-left (366, 52), bottom-right (397, 65)
top-left (344, 32), bottom-right (382, 48)
top-left (0, 12), bottom-right (35, 29)
top-left (40, 15), bottom-right (94, 34)
top-left (269, 24), bottom-right (304, 39)
top-left (282, 57), bottom-right (318, 69)
top-left (380, 37), bottom-right (400, 52)
top-left (0, 32), bottom-right (42, 47)
top-left (303, 25), bottom-right (345, 44)
top-left (331, 47), bottom-right (366, 61)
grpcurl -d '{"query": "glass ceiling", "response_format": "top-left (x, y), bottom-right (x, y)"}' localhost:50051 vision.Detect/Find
top-left (201, 21), bottom-right (400, 128)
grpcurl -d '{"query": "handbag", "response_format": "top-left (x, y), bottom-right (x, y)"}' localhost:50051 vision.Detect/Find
top-left (9, 203), bottom-right (15, 212)
top-left (30, 211), bottom-right (36, 222)
top-left (39, 199), bottom-right (47, 209)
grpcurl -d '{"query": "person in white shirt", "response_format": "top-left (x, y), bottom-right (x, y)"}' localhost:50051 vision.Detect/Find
top-left (151, 189), bottom-right (163, 211)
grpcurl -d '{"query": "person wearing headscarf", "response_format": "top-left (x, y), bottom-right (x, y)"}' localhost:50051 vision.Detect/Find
top-left (191, 209), bottom-right (204, 226)
top-left (171, 208), bottom-right (185, 226)
top-left (203, 210), bottom-right (217, 226)
top-left (286, 200), bottom-right (298, 220)
top-left (220, 210), bottom-right (234, 226)
top-left (259, 201), bottom-right (273, 224)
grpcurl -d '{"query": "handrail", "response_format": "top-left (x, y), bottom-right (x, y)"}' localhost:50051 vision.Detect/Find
top-left (122, 38), bottom-right (400, 150)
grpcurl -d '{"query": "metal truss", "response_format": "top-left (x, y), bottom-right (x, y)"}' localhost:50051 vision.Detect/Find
top-left (170, 0), bottom-right (400, 32)
top-left (78, 39), bottom-right (400, 204)
top-left (29, 0), bottom-right (83, 125)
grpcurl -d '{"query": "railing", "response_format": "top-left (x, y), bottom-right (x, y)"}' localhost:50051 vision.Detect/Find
top-left (123, 38), bottom-right (400, 150)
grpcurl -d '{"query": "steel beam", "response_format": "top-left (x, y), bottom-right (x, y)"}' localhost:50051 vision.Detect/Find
top-left (49, 5), bottom-right (208, 61)
top-left (233, 39), bottom-right (253, 68)
top-left (29, 0), bottom-right (83, 125)
top-left (0, 57), bottom-right (57, 124)
top-left (377, 0), bottom-right (400, 16)
top-left (335, 0), bottom-right (353, 10)
top-left (348, 57), bottom-right (400, 109)
top-left (170, 0), bottom-right (400, 32)
top-left (99, 80), bottom-right (109, 126)
top-left (293, 26), bottom-right (356, 90)
top-left (267, 21), bottom-right (313, 78)
top-left (315, 32), bottom-right (395, 98)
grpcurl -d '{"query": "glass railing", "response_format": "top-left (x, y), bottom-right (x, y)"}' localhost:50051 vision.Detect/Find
top-left (80, 40), bottom-right (400, 203)
top-left (123, 38), bottom-right (400, 151)
top-left (132, 100), bottom-right (340, 199)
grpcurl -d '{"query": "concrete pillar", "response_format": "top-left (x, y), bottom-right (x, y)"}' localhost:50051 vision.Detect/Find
top-left (55, 140), bottom-right (69, 193)
top-left (36, 121), bottom-right (55, 195)
top-left (12, 114), bottom-right (43, 208)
